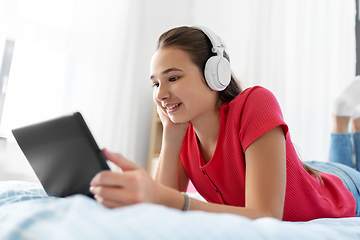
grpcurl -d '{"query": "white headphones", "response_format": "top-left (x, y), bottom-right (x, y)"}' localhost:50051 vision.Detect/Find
top-left (191, 26), bottom-right (231, 91)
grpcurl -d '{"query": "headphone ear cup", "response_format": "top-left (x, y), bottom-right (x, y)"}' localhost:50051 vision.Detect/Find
top-left (204, 56), bottom-right (231, 91)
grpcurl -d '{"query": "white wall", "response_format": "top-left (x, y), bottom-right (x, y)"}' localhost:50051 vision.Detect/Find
top-left (0, 0), bottom-right (356, 171)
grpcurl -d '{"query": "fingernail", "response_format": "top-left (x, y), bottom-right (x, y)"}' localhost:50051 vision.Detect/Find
top-left (103, 148), bottom-right (111, 155)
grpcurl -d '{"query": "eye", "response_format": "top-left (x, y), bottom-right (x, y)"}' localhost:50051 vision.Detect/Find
top-left (169, 76), bottom-right (180, 82)
top-left (151, 82), bottom-right (159, 88)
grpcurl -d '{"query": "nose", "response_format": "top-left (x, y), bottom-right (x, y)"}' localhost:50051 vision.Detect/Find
top-left (154, 84), bottom-right (170, 102)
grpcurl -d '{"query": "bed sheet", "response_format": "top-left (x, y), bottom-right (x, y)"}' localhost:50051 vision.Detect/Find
top-left (0, 181), bottom-right (359, 240)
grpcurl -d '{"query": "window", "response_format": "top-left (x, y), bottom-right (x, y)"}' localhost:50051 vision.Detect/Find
top-left (0, 37), bottom-right (15, 137)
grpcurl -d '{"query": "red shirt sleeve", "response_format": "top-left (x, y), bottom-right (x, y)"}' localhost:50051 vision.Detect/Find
top-left (239, 86), bottom-right (289, 151)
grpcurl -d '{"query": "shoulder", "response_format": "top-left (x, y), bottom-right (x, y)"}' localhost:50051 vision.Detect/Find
top-left (222, 85), bottom-right (280, 116)
top-left (231, 85), bottom-right (278, 105)
top-left (224, 86), bottom-right (288, 150)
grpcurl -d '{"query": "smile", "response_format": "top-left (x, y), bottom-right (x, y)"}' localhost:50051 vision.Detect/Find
top-left (166, 103), bottom-right (182, 110)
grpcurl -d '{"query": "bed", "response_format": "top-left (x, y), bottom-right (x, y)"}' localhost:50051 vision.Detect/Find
top-left (0, 181), bottom-right (359, 240)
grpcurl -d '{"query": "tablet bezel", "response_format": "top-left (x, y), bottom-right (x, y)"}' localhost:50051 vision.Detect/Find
top-left (12, 112), bottom-right (110, 198)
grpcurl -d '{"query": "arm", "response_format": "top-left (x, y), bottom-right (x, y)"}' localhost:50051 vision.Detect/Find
top-left (244, 125), bottom-right (286, 219)
top-left (172, 125), bottom-right (286, 220)
top-left (90, 126), bottom-right (286, 220)
top-left (154, 106), bottom-right (189, 192)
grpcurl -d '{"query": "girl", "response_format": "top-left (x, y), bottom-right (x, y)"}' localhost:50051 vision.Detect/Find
top-left (90, 26), bottom-right (360, 221)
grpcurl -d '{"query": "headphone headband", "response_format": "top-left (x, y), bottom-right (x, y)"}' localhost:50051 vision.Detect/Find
top-left (190, 25), bottom-right (231, 91)
top-left (191, 25), bottom-right (224, 57)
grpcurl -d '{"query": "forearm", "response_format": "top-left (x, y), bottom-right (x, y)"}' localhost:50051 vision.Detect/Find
top-left (188, 199), bottom-right (278, 220)
top-left (157, 185), bottom-right (281, 220)
top-left (155, 130), bottom-right (187, 190)
top-left (155, 144), bottom-right (182, 189)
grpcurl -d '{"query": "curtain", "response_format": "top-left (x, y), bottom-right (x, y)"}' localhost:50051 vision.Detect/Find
top-left (191, 0), bottom-right (356, 162)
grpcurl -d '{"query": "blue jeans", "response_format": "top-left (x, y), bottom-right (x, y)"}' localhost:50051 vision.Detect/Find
top-left (328, 132), bottom-right (360, 171)
top-left (306, 131), bottom-right (360, 217)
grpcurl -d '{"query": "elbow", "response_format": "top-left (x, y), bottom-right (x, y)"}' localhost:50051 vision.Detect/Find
top-left (247, 208), bottom-right (283, 220)
top-left (266, 212), bottom-right (283, 221)
top-left (259, 210), bottom-right (283, 220)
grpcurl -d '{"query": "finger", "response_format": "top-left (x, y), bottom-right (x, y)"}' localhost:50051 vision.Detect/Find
top-left (90, 169), bottom-right (143, 189)
top-left (94, 194), bottom-right (126, 209)
top-left (91, 186), bottom-right (142, 205)
top-left (157, 105), bottom-right (169, 119)
top-left (102, 148), bottom-right (140, 171)
top-left (90, 170), bottom-right (123, 187)
top-left (91, 186), bottom-right (125, 202)
top-left (156, 105), bottom-right (165, 115)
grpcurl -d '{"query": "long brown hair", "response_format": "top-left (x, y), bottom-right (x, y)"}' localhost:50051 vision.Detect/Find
top-left (156, 26), bottom-right (322, 182)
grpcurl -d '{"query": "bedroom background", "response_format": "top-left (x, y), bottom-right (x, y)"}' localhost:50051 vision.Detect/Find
top-left (0, 0), bottom-right (356, 181)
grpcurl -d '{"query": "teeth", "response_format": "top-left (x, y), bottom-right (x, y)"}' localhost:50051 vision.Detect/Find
top-left (167, 103), bottom-right (181, 110)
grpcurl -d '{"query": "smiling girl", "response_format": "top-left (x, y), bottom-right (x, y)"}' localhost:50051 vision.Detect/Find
top-left (90, 26), bottom-right (360, 221)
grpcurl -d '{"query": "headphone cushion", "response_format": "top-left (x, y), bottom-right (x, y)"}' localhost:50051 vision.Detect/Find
top-left (204, 56), bottom-right (231, 91)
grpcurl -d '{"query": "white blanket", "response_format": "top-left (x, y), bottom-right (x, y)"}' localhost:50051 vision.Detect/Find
top-left (0, 181), bottom-right (359, 240)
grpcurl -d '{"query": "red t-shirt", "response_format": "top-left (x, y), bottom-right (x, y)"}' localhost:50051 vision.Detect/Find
top-left (181, 86), bottom-right (356, 221)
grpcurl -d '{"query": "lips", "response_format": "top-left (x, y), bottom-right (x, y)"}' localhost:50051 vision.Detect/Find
top-left (163, 102), bottom-right (182, 113)
top-left (166, 103), bottom-right (181, 110)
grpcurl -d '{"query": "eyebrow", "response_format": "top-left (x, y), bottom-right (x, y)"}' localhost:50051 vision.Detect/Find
top-left (150, 67), bottom-right (183, 80)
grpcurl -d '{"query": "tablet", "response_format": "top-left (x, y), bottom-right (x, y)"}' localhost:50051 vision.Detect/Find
top-left (12, 112), bottom-right (110, 198)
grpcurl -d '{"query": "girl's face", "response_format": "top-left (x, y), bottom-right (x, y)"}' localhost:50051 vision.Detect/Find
top-left (150, 47), bottom-right (219, 124)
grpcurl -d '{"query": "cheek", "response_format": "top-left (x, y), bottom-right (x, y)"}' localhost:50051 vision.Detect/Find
top-left (185, 83), bottom-right (214, 103)
top-left (152, 90), bottom-right (160, 105)
top-left (181, 91), bottom-right (208, 111)
top-left (152, 90), bottom-right (156, 102)
top-left (179, 79), bottom-right (208, 101)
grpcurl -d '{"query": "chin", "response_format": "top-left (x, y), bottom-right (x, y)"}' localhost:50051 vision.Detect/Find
top-left (170, 116), bottom-right (188, 124)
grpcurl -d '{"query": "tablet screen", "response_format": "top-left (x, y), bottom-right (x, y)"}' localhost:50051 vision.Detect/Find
top-left (12, 112), bottom-right (109, 198)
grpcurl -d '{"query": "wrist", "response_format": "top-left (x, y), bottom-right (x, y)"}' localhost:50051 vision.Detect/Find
top-left (162, 131), bottom-right (186, 148)
top-left (157, 184), bottom-right (187, 211)
top-left (181, 192), bottom-right (191, 211)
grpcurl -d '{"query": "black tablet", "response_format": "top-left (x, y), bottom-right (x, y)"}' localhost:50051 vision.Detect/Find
top-left (12, 112), bottom-right (110, 198)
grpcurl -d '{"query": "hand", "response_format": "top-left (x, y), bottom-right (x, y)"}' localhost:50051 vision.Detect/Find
top-left (90, 148), bottom-right (160, 208)
top-left (156, 106), bottom-right (189, 142)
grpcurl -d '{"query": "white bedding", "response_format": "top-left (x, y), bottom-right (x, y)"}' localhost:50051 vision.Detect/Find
top-left (0, 181), bottom-right (359, 240)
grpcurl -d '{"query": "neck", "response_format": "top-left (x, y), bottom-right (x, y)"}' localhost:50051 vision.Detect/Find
top-left (192, 111), bottom-right (220, 143)
top-left (191, 97), bottom-right (223, 142)
top-left (191, 105), bottom-right (221, 163)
